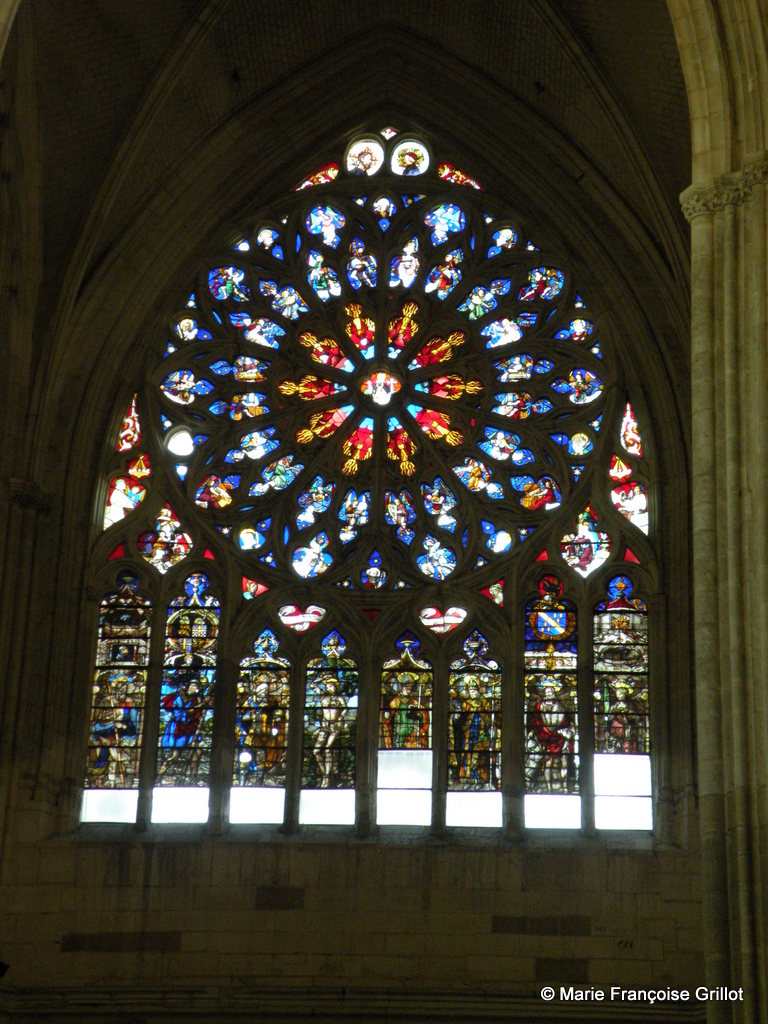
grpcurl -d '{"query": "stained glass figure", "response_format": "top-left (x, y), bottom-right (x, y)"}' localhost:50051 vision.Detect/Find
top-left (407, 404), bottom-right (462, 445)
top-left (249, 455), bottom-right (304, 495)
top-left (156, 574), bottom-right (219, 786)
top-left (195, 474), bottom-right (240, 509)
top-left (478, 428), bottom-right (533, 464)
top-left (307, 252), bottom-right (342, 301)
top-left (457, 280), bottom-right (510, 320)
top-left (104, 474), bottom-right (147, 530)
top-left (347, 239), bottom-right (377, 289)
top-left (413, 372), bottom-right (481, 400)
top-left (138, 505), bottom-right (192, 574)
top-left (384, 489), bottom-right (417, 544)
top-left (174, 316), bottom-right (212, 343)
top-left (237, 315), bottom-right (285, 349)
top-left (260, 281), bottom-right (310, 320)
top-left (361, 549), bottom-right (387, 588)
top-left (305, 205), bottom-right (346, 248)
top-left (416, 535), bottom-right (456, 579)
top-left (338, 489), bottom-right (370, 542)
top-left (510, 475), bottom-right (561, 512)
top-left (360, 370), bottom-right (402, 406)
top-left (492, 391), bottom-right (553, 419)
top-left (296, 475), bottom-right (335, 529)
top-left (391, 139), bottom-right (429, 175)
top-left (161, 370), bottom-right (213, 405)
top-left (242, 577), bottom-right (268, 600)
top-left (85, 574), bottom-right (150, 792)
top-left (424, 203), bottom-right (465, 244)
top-left (342, 418), bottom-right (374, 474)
top-left (386, 416), bottom-right (417, 475)
top-left (453, 457), bottom-right (504, 498)
top-left (372, 195), bottom-right (397, 228)
top-left (424, 249), bottom-right (463, 299)
top-left (621, 402), bottom-right (643, 457)
top-left (560, 505), bottom-right (611, 577)
top-left (408, 329), bottom-right (465, 368)
top-left (555, 318), bottom-right (593, 343)
top-left (518, 267), bottom-right (565, 301)
top-left (481, 520), bottom-right (513, 552)
top-left (293, 532), bottom-right (333, 578)
top-left (524, 576), bottom-right (578, 795)
top-left (303, 631), bottom-right (358, 788)
top-left (380, 635), bottom-right (432, 751)
top-left (593, 577), bottom-right (649, 754)
top-left (233, 630), bottom-right (291, 787)
top-left (117, 396), bottom-right (141, 451)
top-left (487, 227), bottom-right (518, 256)
top-left (390, 238), bottom-right (420, 288)
top-left (437, 163), bottom-right (482, 189)
top-left (345, 303), bottom-right (375, 359)
top-left (346, 138), bottom-right (384, 175)
top-left (550, 368), bottom-right (603, 405)
top-left (551, 431), bottom-right (593, 457)
top-left (482, 317), bottom-right (525, 349)
top-left (498, 354), bottom-right (552, 383)
top-left (449, 632), bottom-right (501, 790)
top-left (387, 302), bottom-right (419, 359)
top-left (611, 481), bottom-right (649, 534)
top-left (299, 330), bottom-right (354, 372)
top-left (480, 580), bottom-right (504, 606)
top-left (208, 266), bottom-right (250, 302)
top-left (296, 163), bottom-right (339, 189)
top-left (237, 521), bottom-right (270, 550)
top-left (421, 477), bottom-right (458, 531)
top-left (225, 428), bottom-right (279, 464)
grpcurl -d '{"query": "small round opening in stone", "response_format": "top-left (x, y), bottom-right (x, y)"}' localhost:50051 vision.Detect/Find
top-left (360, 370), bottom-right (402, 406)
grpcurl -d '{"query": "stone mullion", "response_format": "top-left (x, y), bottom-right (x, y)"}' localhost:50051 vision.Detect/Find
top-left (577, 590), bottom-right (595, 835)
top-left (282, 656), bottom-right (306, 834)
top-left (206, 597), bottom-right (237, 834)
top-left (135, 598), bottom-right (168, 830)
top-left (354, 646), bottom-right (375, 837)
top-left (501, 596), bottom-right (523, 839)
top-left (431, 646), bottom-right (447, 836)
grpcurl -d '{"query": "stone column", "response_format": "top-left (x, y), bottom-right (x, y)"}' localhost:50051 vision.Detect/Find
top-left (682, 155), bottom-right (768, 1024)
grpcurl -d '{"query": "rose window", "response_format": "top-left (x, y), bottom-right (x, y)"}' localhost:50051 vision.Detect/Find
top-left (89, 129), bottom-right (654, 832)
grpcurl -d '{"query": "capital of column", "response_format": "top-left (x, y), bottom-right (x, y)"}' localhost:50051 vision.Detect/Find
top-left (681, 154), bottom-right (768, 221)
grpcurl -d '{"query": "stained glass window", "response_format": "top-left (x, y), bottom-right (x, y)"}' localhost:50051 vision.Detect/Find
top-left (152, 573), bottom-right (220, 823)
top-left (593, 575), bottom-right (652, 829)
top-left (82, 572), bottom-right (151, 822)
top-left (85, 128), bottom-right (656, 833)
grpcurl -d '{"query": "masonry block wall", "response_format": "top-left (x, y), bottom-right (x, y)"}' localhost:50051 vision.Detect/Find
top-left (2, 838), bottom-right (702, 1007)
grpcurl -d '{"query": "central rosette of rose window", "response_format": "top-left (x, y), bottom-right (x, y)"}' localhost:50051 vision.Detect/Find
top-left (279, 302), bottom-right (479, 479)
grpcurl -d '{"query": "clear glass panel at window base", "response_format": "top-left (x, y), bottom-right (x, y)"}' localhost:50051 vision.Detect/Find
top-left (81, 789), bottom-right (138, 823)
top-left (595, 796), bottom-right (652, 830)
top-left (299, 788), bottom-right (355, 825)
top-left (446, 791), bottom-right (502, 827)
top-left (229, 786), bottom-right (285, 824)
top-left (377, 788), bottom-right (432, 826)
top-left (594, 753), bottom-right (651, 795)
top-left (378, 748), bottom-right (432, 787)
top-left (151, 786), bottom-right (209, 823)
top-left (524, 794), bottom-right (581, 829)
